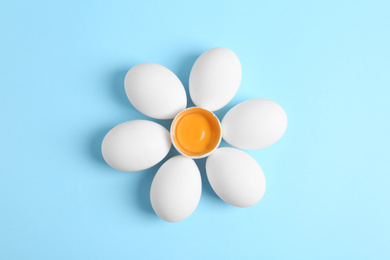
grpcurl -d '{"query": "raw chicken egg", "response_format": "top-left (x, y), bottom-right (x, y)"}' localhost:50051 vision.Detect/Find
top-left (222, 99), bottom-right (287, 150)
top-left (101, 120), bottom-right (171, 172)
top-left (170, 107), bottom-right (221, 158)
top-left (125, 63), bottom-right (187, 119)
top-left (206, 147), bottom-right (266, 207)
top-left (189, 47), bottom-right (242, 111)
top-left (150, 155), bottom-right (202, 222)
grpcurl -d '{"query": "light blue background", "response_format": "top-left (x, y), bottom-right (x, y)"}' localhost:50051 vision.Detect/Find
top-left (1, 0), bottom-right (389, 259)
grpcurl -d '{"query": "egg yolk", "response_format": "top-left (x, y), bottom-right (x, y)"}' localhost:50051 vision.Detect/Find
top-left (171, 108), bottom-right (221, 157)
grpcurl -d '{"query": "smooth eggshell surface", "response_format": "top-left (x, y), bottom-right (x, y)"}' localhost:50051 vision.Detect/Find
top-left (189, 47), bottom-right (242, 111)
top-left (101, 120), bottom-right (171, 172)
top-left (125, 63), bottom-right (187, 119)
top-left (222, 99), bottom-right (287, 150)
top-left (150, 156), bottom-right (201, 222)
top-left (206, 147), bottom-right (266, 208)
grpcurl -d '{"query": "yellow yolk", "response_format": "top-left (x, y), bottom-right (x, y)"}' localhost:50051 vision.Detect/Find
top-left (177, 114), bottom-right (211, 153)
top-left (171, 108), bottom-right (221, 157)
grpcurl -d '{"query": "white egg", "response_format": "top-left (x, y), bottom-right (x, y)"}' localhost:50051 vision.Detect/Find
top-left (189, 47), bottom-right (242, 111)
top-left (222, 99), bottom-right (287, 150)
top-left (125, 63), bottom-right (187, 119)
top-left (101, 120), bottom-right (171, 172)
top-left (150, 155), bottom-right (201, 222)
top-left (206, 147), bottom-right (266, 208)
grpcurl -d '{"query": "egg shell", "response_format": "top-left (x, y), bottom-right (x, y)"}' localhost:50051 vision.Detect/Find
top-left (206, 147), bottom-right (266, 207)
top-left (150, 155), bottom-right (201, 222)
top-left (101, 120), bottom-right (171, 172)
top-left (125, 63), bottom-right (187, 119)
top-left (170, 107), bottom-right (222, 159)
top-left (222, 99), bottom-right (287, 150)
top-left (189, 47), bottom-right (242, 111)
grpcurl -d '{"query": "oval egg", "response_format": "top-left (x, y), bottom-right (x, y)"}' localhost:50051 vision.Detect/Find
top-left (189, 47), bottom-right (242, 111)
top-left (150, 155), bottom-right (201, 222)
top-left (101, 120), bottom-right (171, 172)
top-left (206, 147), bottom-right (266, 208)
top-left (222, 99), bottom-right (287, 150)
top-left (125, 63), bottom-right (187, 119)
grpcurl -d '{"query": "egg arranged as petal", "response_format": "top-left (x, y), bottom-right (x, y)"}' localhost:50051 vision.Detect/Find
top-left (101, 120), bottom-right (171, 172)
top-left (100, 47), bottom-right (287, 222)
top-left (189, 47), bottom-right (242, 111)
top-left (150, 156), bottom-right (202, 222)
top-left (222, 99), bottom-right (287, 150)
top-left (125, 63), bottom-right (187, 119)
top-left (206, 147), bottom-right (266, 208)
